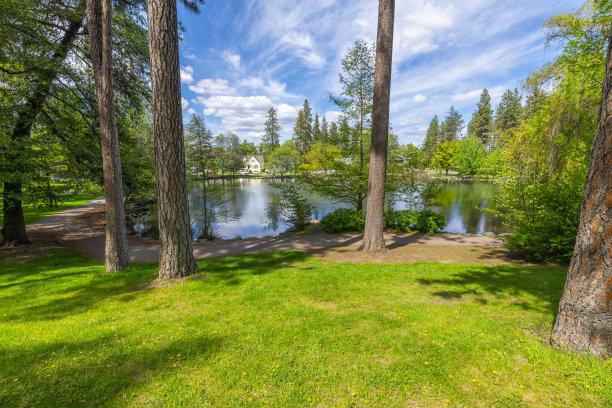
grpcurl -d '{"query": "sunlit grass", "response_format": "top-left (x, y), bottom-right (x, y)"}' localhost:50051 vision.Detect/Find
top-left (0, 192), bottom-right (100, 225)
top-left (0, 250), bottom-right (610, 407)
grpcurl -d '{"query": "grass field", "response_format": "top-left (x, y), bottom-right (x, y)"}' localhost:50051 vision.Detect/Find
top-left (0, 192), bottom-right (101, 226)
top-left (0, 250), bottom-right (610, 407)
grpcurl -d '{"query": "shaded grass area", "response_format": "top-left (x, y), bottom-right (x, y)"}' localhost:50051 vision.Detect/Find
top-left (0, 250), bottom-right (610, 407)
top-left (0, 193), bottom-right (101, 225)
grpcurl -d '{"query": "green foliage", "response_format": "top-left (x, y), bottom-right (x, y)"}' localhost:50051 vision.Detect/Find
top-left (185, 114), bottom-right (213, 173)
top-left (421, 115), bottom-right (439, 166)
top-left (439, 106), bottom-right (464, 141)
top-left (384, 209), bottom-right (446, 233)
top-left (331, 39), bottom-right (375, 130)
top-left (262, 107), bottom-right (281, 156)
top-left (467, 89), bottom-right (493, 145)
top-left (431, 140), bottom-right (458, 175)
top-left (292, 99), bottom-right (313, 162)
top-left (268, 140), bottom-right (299, 174)
top-left (495, 178), bottom-right (582, 263)
top-left (454, 136), bottom-right (485, 178)
top-left (493, 89), bottom-right (523, 143)
top-left (493, 0), bottom-right (610, 262)
top-left (320, 208), bottom-right (365, 233)
top-left (275, 183), bottom-right (313, 231)
top-left (213, 132), bottom-right (244, 174)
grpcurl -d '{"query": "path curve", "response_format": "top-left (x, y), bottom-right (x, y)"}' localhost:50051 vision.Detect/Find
top-left (23, 198), bottom-right (520, 265)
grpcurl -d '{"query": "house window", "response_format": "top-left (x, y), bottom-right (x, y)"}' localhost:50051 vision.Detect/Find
top-left (253, 165), bottom-right (259, 169)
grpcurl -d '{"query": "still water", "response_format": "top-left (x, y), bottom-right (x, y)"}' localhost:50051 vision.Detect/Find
top-left (132, 178), bottom-right (508, 240)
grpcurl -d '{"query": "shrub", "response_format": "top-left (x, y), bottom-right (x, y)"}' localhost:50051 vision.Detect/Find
top-left (384, 209), bottom-right (446, 233)
top-left (321, 208), bottom-right (365, 233)
top-left (277, 183), bottom-right (313, 231)
top-left (417, 210), bottom-right (446, 233)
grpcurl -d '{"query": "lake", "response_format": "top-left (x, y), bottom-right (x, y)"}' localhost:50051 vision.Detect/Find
top-left (131, 178), bottom-right (508, 240)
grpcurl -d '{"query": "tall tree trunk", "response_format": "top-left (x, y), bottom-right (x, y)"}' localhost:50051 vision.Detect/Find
top-left (551, 24), bottom-right (612, 357)
top-left (147, 0), bottom-right (197, 278)
top-left (362, 0), bottom-right (394, 254)
top-left (1, 2), bottom-right (86, 246)
top-left (87, 0), bottom-right (130, 272)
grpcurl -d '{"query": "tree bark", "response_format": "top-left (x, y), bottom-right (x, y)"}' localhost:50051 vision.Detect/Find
top-left (147, 0), bottom-right (197, 278)
top-left (362, 0), bottom-right (394, 254)
top-left (1, 2), bottom-right (86, 246)
top-left (551, 24), bottom-right (612, 357)
top-left (87, 0), bottom-right (130, 272)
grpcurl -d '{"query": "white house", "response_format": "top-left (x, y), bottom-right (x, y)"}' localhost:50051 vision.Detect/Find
top-left (243, 155), bottom-right (265, 173)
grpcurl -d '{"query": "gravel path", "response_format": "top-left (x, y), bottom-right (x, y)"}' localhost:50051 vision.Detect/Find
top-left (22, 198), bottom-right (520, 265)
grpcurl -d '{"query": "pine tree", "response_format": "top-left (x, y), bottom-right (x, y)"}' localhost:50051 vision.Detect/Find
top-left (467, 89), bottom-right (493, 146)
top-left (439, 106), bottom-right (464, 141)
top-left (362, 0), bottom-right (395, 254)
top-left (494, 89), bottom-right (523, 133)
top-left (313, 113), bottom-right (322, 143)
top-left (262, 106), bottom-right (281, 156)
top-left (292, 99), bottom-right (313, 162)
top-left (147, 0), bottom-right (197, 278)
top-left (321, 116), bottom-right (329, 143)
top-left (421, 115), bottom-right (439, 166)
top-left (87, 0), bottom-right (130, 272)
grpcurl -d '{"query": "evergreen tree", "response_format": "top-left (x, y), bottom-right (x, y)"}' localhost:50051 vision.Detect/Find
top-left (321, 116), bottom-right (329, 143)
top-left (467, 89), bottom-right (493, 146)
top-left (328, 121), bottom-right (340, 146)
top-left (185, 114), bottom-right (213, 175)
top-left (292, 99), bottom-right (313, 162)
top-left (494, 89), bottom-right (523, 133)
top-left (147, 0), bottom-right (197, 278)
top-left (262, 106), bottom-right (281, 156)
top-left (313, 113), bottom-right (322, 142)
top-left (421, 115), bottom-right (439, 166)
top-left (439, 106), bottom-right (464, 141)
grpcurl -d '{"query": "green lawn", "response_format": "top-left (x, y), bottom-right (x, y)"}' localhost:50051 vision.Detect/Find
top-left (0, 193), bottom-right (100, 225)
top-left (0, 250), bottom-right (609, 407)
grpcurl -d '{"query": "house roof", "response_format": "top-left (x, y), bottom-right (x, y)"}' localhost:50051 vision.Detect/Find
top-left (244, 155), bottom-right (264, 165)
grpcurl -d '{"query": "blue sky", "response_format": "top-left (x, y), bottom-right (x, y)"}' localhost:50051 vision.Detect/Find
top-left (177, 0), bottom-right (583, 146)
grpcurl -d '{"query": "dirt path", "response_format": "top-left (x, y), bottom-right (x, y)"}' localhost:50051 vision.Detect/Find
top-left (6, 198), bottom-right (530, 266)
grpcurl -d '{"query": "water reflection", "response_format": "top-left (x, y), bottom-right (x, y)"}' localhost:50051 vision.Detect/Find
top-left (132, 179), bottom-right (507, 240)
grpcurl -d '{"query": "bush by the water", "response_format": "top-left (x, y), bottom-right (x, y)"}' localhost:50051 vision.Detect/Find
top-left (385, 209), bottom-right (446, 233)
top-left (321, 208), bottom-right (445, 234)
top-left (321, 208), bottom-right (365, 233)
top-left (495, 178), bottom-right (582, 263)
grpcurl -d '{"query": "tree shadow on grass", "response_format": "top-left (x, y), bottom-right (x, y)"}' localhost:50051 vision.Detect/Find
top-left (199, 250), bottom-right (314, 286)
top-left (416, 265), bottom-right (567, 320)
top-left (1, 250), bottom-right (314, 322)
top-left (0, 251), bottom-right (156, 323)
top-left (0, 332), bottom-right (223, 407)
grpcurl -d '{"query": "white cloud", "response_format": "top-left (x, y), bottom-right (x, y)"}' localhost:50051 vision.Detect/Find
top-left (450, 89), bottom-right (483, 103)
top-left (188, 78), bottom-right (237, 95)
top-left (324, 110), bottom-right (342, 123)
top-left (187, 108), bottom-right (197, 115)
top-left (180, 66), bottom-right (194, 84)
top-left (413, 94), bottom-right (428, 103)
top-left (184, 52), bottom-right (197, 60)
top-left (222, 51), bottom-right (241, 70)
top-left (241, 77), bottom-right (301, 99)
top-left (181, 97), bottom-right (189, 109)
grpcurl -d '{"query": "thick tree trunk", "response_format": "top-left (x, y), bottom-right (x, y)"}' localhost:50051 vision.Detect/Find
top-left (147, 0), bottom-right (197, 278)
top-left (551, 25), bottom-right (612, 357)
top-left (87, 0), bottom-right (130, 272)
top-left (1, 3), bottom-right (85, 246)
top-left (362, 0), bottom-right (394, 254)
